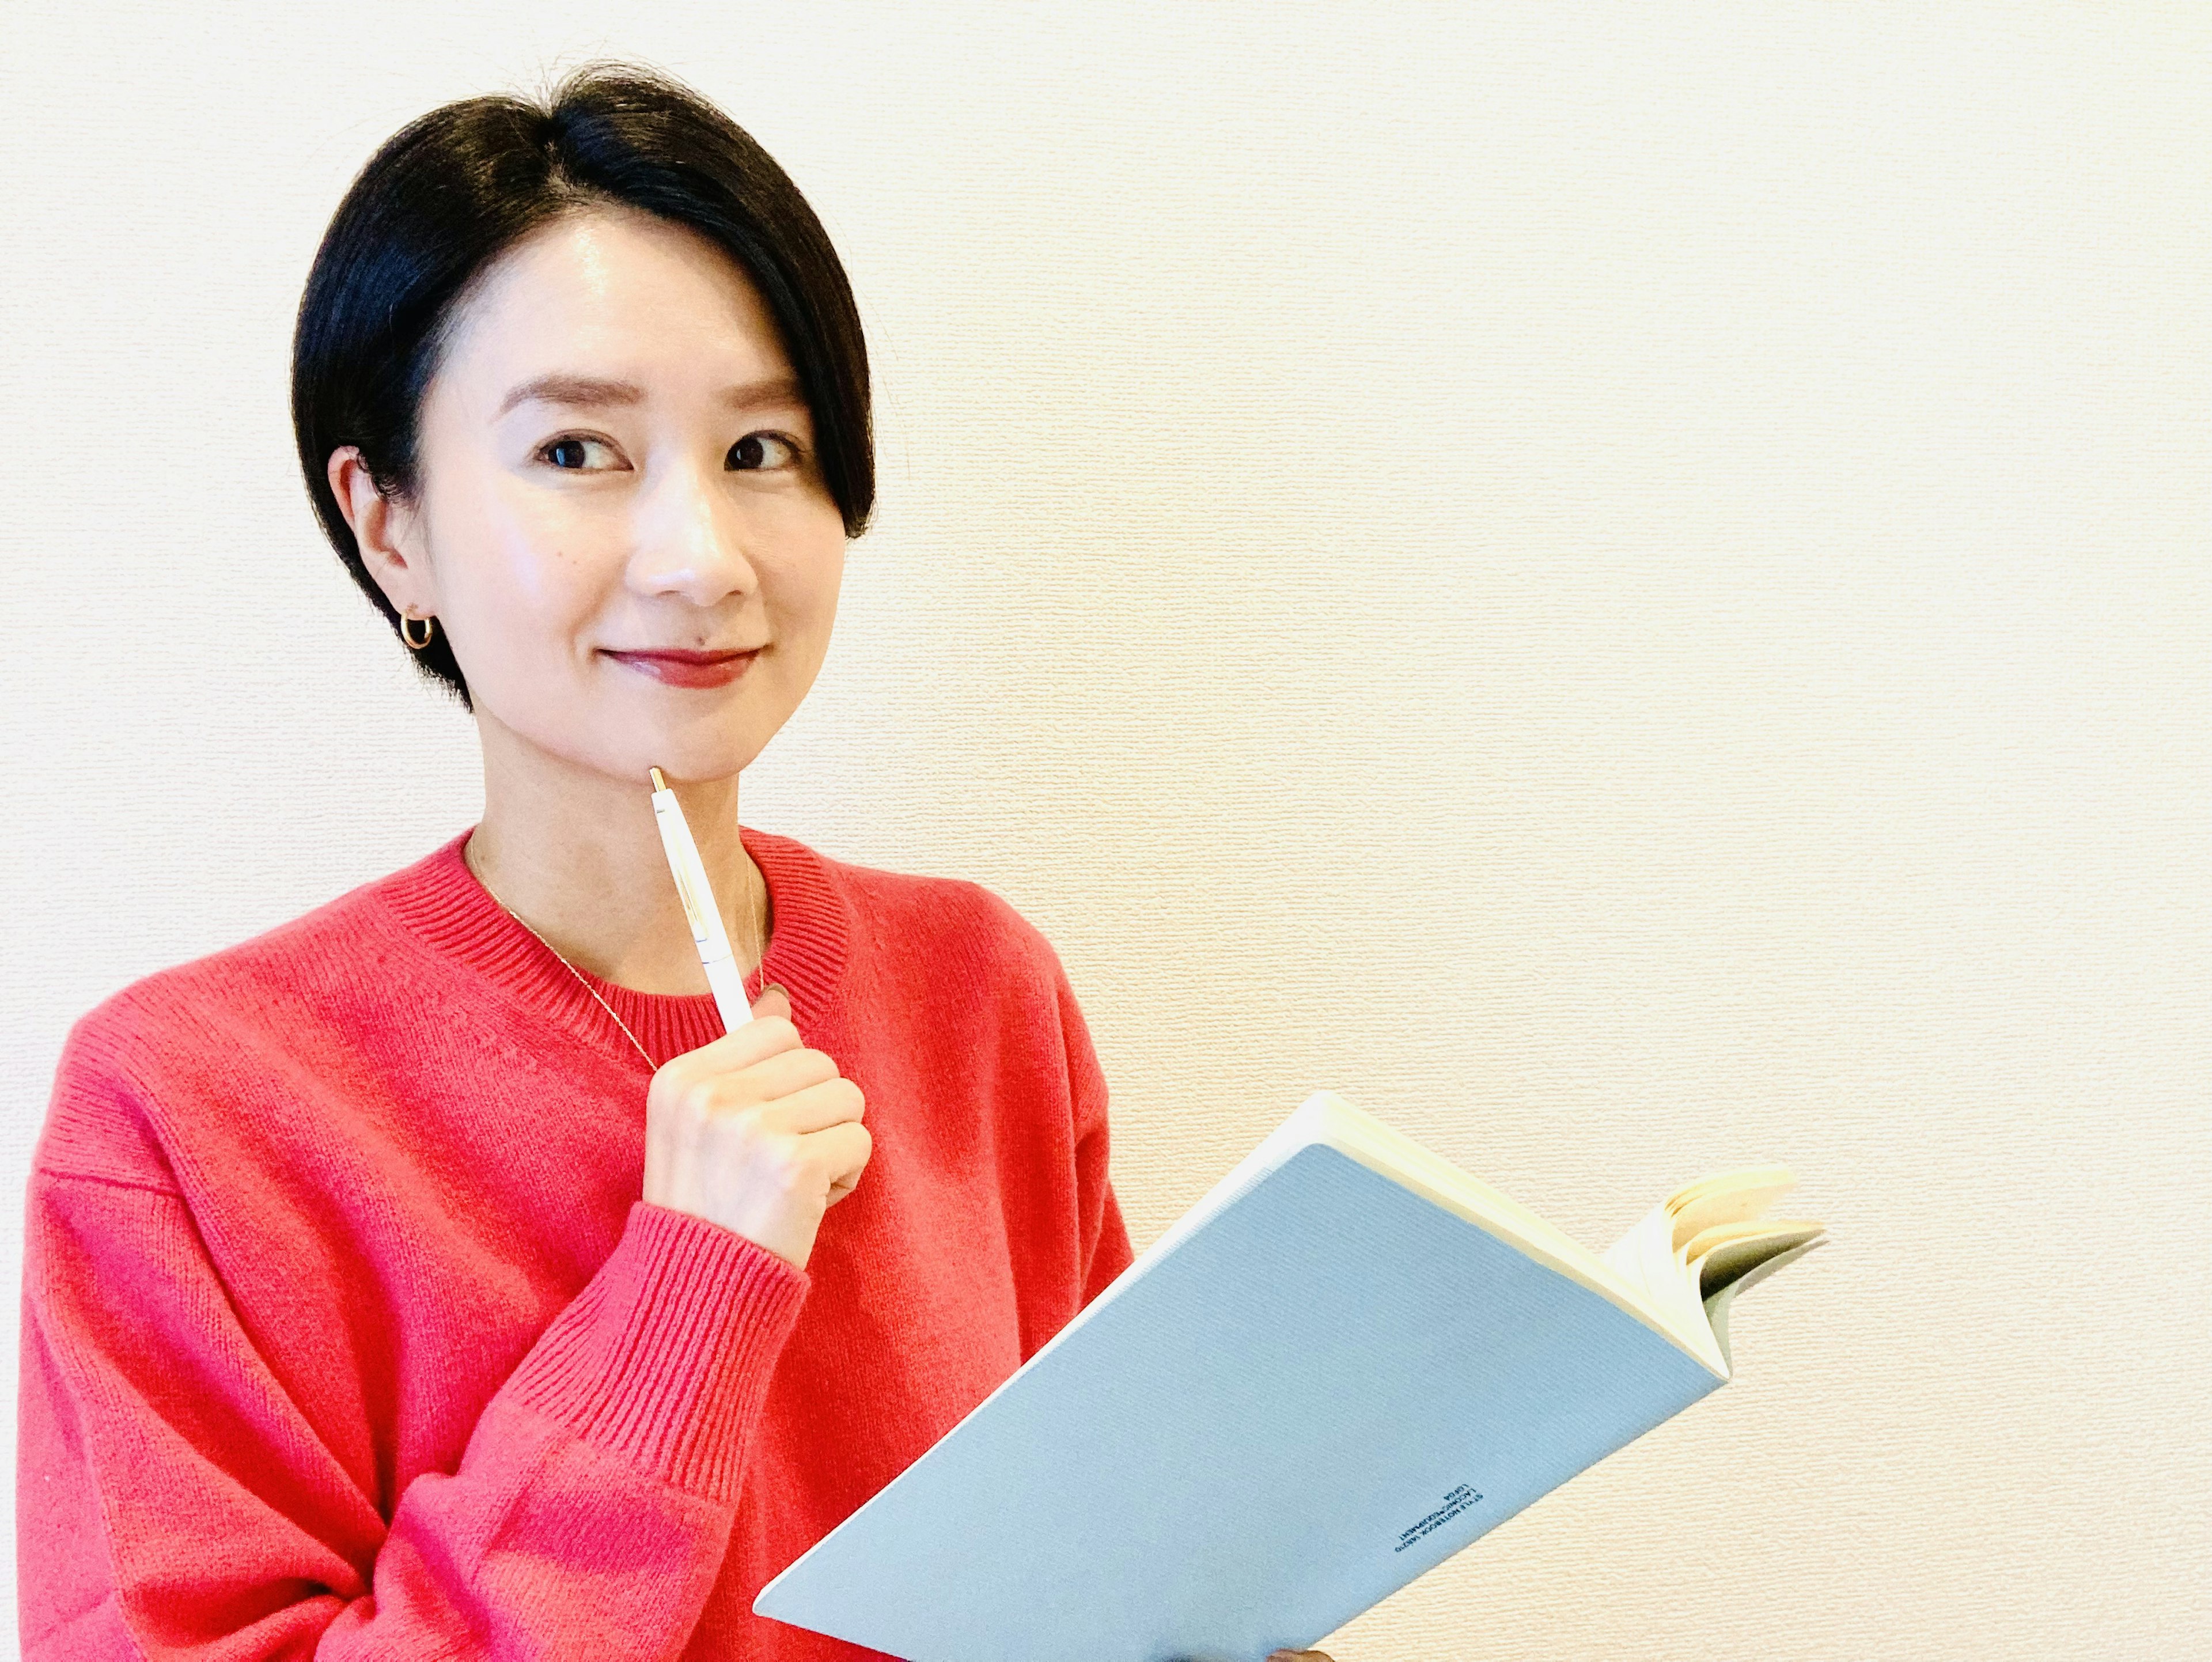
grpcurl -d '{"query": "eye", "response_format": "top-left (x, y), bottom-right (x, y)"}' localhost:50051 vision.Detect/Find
top-left (537, 434), bottom-right (624, 471)
top-left (729, 431), bottom-right (801, 471)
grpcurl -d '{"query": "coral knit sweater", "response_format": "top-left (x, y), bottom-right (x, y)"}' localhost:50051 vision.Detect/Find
top-left (17, 824), bottom-right (1135, 1660)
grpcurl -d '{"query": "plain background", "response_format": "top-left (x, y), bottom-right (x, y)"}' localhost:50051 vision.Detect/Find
top-left (4, 2), bottom-right (2206, 1656)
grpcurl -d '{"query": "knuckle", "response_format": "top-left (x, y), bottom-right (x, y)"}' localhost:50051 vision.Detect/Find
top-left (771, 1135), bottom-right (815, 1191)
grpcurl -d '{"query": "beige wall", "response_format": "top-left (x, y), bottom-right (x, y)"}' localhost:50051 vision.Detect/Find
top-left (3, 3), bottom-right (2206, 1655)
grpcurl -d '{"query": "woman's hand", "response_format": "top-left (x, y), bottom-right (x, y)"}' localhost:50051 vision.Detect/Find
top-left (642, 982), bottom-right (873, 1271)
top-left (1268, 1652), bottom-right (1335, 1660)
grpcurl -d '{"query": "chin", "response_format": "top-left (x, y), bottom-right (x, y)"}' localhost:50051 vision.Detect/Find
top-left (495, 681), bottom-right (779, 788)
top-left (639, 759), bottom-right (752, 788)
top-left (497, 722), bottom-right (751, 792)
top-left (615, 730), bottom-right (766, 787)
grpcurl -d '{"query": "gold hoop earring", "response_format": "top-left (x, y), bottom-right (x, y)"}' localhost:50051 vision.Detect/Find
top-left (402, 612), bottom-right (436, 651)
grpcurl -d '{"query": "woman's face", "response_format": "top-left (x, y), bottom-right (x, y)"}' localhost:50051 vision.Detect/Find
top-left (345, 203), bottom-right (848, 786)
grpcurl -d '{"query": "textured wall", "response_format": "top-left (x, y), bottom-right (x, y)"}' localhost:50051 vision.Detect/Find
top-left (3, 3), bottom-right (2206, 1656)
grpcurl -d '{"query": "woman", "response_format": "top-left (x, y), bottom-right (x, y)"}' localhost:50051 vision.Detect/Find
top-left (17, 60), bottom-right (1335, 1662)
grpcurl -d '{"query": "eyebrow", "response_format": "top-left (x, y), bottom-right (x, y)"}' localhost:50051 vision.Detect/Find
top-left (494, 372), bottom-right (806, 421)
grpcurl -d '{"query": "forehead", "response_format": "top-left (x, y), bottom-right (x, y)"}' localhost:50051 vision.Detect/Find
top-left (433, 205), bottom-right (791, 402)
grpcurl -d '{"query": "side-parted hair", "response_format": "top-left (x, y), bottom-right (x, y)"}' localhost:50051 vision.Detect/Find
top-left (291, 62), bottom-right (873, 710)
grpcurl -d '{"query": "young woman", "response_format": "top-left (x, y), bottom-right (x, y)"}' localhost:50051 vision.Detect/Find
top-left (16, 60), bottom-right (1336, 1662)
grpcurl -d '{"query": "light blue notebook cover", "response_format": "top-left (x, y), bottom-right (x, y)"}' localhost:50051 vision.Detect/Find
top-left (753, 1092), bottom-right (1729, 1662)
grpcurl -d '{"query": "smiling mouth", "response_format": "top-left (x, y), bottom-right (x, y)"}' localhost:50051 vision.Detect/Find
top-left (603, 646), bottom-right (763, 687)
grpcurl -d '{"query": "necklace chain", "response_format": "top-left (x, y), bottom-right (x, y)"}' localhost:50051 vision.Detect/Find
top-left (469, 846), bottom-right (766, 1071)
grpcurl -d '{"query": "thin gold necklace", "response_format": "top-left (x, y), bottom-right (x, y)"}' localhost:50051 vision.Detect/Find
top-left (468, 842), bottom-right (766, 1070)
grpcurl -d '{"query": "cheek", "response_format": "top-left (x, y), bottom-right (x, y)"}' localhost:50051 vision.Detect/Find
top-left (464, 487), bottom-right (615, 624)
top-left (776, 505), bottom-right (848, 636)
top-left (483, 486), bottom-right (604, 617)
top-left (439, 478), bottom-right (616, 684)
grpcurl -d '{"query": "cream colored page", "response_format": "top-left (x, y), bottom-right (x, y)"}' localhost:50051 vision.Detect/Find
top-left (1666, 1169), bottom-right (1799, 1250)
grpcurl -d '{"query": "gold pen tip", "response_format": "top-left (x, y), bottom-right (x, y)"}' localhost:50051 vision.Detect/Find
top-left (649, 766), bottom-right (668, 792)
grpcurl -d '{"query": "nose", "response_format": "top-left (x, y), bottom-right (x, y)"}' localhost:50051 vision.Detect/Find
top-left (625, 449), bottom-right (760, 613)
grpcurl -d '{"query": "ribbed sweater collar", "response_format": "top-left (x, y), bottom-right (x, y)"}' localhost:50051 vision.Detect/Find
top-left (374, 823), bottom-right (852, 1070)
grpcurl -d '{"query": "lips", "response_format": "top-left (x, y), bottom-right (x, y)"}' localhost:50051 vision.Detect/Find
top-left (605, 646), bottom-right (762, 689)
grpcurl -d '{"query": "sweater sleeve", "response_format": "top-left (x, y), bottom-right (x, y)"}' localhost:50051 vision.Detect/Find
top-left (18, 1161), bottom-right (808, 1660)
top-left (1048, 948), bottom-right (1136, 1309)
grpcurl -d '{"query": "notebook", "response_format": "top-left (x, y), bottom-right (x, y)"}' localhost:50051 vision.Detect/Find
top-left (752, 1088), bottom-right (1826, 1662)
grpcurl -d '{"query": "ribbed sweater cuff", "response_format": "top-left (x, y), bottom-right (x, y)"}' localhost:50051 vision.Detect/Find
top-left (503, 1200), bottom-right (810, 1504)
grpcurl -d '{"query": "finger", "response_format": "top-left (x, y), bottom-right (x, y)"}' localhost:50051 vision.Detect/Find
top-left (755, 1075), bottom-right (867, 1135)
top-left (711, 1044), bottom-right (840, 1103)
top-left (665, 1011), bottom-right (802, 1081)
top-left (802, 1118), bottom-right (872, 1186)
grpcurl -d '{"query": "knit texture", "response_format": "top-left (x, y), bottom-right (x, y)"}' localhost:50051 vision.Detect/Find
top-left (17, 824), bottom-right (1134, 1660)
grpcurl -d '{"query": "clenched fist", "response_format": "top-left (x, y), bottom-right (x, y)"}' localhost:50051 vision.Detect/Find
top-left (642, 982), bottom-right (873, 1271)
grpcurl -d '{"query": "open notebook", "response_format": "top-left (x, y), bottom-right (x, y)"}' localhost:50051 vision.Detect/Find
top-left (754, 1089), bottom-right (1827, 1662)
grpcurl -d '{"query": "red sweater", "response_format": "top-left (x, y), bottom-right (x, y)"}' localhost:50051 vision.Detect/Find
top-left (17, 824), bottom-right (1134, 1660)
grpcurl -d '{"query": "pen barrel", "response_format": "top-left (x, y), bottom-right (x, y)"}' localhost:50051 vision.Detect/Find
top-left (648, 785), bottom-right (754, 1035)
top-left (650, 791), bottom-right (735, 960)
top-left (702, 952), bottom-right (755, 1036)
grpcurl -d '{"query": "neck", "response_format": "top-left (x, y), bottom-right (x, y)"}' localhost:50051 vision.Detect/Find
top-left (461, 718), bottom-right (770, 996)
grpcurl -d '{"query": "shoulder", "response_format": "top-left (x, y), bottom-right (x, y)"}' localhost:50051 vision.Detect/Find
top-left (793, 835), bottom-right (1077, 1004)
top-left (66, 850), bottom-right (414, 1056)
top-left (818, 845), bottom-right (1066, 974)
top-left (36, 847), bottom-right (434, 1188)
top-left (791, 838), bottom-right (1109, 1136)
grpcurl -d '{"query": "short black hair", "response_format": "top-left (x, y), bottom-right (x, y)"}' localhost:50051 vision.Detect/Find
top-left (291, 61), bottom-right (873, 711)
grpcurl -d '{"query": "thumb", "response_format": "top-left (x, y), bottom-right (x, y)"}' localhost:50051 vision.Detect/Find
top-left (750, 980), bottom-right (790, 1020)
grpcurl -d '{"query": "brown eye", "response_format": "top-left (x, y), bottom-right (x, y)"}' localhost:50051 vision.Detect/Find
top-left (729, 432), bottom-right (798, 471)
top-left (540, 436), bottom-right (618, 471)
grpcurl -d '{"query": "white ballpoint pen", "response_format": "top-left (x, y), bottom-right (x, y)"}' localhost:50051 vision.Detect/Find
top-left (647, 766), bottom-right (757, 1035)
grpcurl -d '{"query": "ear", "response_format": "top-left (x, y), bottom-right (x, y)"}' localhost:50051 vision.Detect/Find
top-left (327, 445), bottom-right (436, 619)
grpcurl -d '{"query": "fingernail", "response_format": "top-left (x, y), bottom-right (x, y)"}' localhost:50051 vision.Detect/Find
top-left (765, 982), bottom-right (786, 998)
